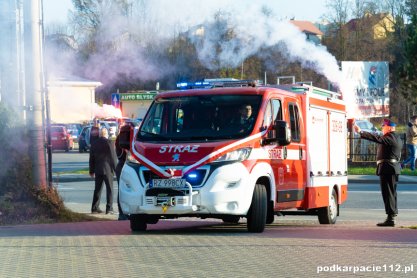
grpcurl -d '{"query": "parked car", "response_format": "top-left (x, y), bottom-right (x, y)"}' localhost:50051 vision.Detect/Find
top-left (352, 119), bottom-right (381, 162)
top-left (50, 125), bottom-right (74, 152)
top-left (78, 125), bottom-right (92, 153)
top-left (98, 120), bottom-right (118, 139)
top-left (355, 119), bottom-right (382, 135)
top-left (65, 123), bottom-right (83, 142)
top-left (124, 119), bottom-right (141, 129)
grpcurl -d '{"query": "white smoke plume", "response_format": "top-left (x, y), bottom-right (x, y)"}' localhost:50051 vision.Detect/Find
top-left (46, 1), bottom-right (347, 94)
top-left (188, 5), bottom-right (344, 88)
top-left (92, 103), bottom-right (122, 119)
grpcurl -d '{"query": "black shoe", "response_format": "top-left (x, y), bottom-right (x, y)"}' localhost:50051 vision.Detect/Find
top-left (106, 210), bottom-right (115, 215)
top-left (91, 208), bottom-right (103, 214)
top-left (377, 219), bottom-right (395, 227)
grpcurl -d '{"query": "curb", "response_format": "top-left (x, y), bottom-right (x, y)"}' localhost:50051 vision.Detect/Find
top-left (348, 179), bottom-right (416, 185)
top-left (53, 174), bottom-right (417, 185)
top-left (53, 175), bottom-right (117, 183)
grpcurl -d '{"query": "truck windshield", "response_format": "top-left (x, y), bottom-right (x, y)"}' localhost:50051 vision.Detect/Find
top-left (138, 94), bottom-right (262, 142)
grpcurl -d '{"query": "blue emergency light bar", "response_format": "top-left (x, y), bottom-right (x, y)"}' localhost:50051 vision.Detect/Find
top-left (176, 81), bottom-right (212, 89)
top-left (176, 79), bottom-right (260, 90)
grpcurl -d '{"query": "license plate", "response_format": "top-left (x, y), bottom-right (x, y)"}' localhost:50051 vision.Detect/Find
top-left (150, 178), bottom-right (186, 188)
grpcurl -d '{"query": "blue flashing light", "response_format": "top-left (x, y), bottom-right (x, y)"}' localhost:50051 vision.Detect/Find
top-left (187, 173), bottom-right (198, 179)
top-left (176, 81), bottom-right (213, 90)
top-left (177, 82), bottom-right (188, 88)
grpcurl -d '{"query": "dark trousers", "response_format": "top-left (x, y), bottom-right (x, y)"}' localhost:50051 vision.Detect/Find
top-left (115, 161), bottom-right (125, 215)
top-left (91, 174), bottom-right (113, 211)
top-left (379, 174), bottom-right (398, 216)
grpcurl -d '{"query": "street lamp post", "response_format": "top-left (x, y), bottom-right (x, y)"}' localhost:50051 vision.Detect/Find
top-left (24, 0), bottom-right (47, 188)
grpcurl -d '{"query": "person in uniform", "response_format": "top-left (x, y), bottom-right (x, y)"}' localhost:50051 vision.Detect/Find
top-left (354, 119), bottom-right (402, 227)
top-left (231, 104), bottom-right (255, 133)
top-left (89, 128), bottom-right (116, 214)
top-left (238, 104), bottom-right (254, 125)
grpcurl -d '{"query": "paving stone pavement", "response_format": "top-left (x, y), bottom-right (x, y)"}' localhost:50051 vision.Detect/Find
top-left (0, 218), bottom-right (416, 278)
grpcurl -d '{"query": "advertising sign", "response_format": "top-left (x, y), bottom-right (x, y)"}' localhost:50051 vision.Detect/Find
top-left (341, 61), bottom-right (389, 118)
top-left (120, 91), bottom-right (157, 101)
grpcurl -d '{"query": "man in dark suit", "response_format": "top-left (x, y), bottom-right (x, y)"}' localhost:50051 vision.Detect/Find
top-left (354, 118), bottom-right (402, 227)
top-left (89, 127), bottom-right (116, 214)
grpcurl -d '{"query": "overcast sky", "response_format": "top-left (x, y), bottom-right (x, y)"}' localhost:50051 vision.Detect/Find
top-left (42, 0), bottom-right (329, 26)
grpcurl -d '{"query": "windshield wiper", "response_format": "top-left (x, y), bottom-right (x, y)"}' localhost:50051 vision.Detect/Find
top-left (139, 130), bottom-right (167, 140)
top-left (186, 135), bottom-right (225, 141)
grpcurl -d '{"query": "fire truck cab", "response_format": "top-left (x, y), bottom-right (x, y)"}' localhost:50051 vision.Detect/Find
top-left (118, 80), bottom-right (348, 233)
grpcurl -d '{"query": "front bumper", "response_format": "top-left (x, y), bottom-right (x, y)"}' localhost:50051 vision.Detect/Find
top-left (119, 162), bottom-right (254, 216)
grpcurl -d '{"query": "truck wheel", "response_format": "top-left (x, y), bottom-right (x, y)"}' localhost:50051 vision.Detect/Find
top-left (130, 215), bottom-right (147, 231)
top-left (247, 184), bottom-right (267, 233)
top-left (222, 215), bottom-right (240, 224)
top-left (318, 188), bottom-right (338, 224)
top-left (78, 142), bottom-right (84, 153)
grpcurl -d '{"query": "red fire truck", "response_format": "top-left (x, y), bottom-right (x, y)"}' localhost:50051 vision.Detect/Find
top-left (118, 80), bottom-right (348, 233)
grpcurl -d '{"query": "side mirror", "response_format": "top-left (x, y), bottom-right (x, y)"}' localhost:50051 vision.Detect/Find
top-left (118, 125), bottom-right (132, 150)
top-left (275, 120), bottom-right (291, 146)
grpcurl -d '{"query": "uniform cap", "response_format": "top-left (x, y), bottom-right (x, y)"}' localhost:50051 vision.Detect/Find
top-left (382, 119), bottom-right (396, 127)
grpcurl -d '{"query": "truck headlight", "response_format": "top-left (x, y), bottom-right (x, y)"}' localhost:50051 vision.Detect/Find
top-left (214, 148), bottom-right (252, 162)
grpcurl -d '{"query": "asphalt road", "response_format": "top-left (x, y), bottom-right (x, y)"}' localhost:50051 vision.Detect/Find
top-left (53, 150), bottom-right (417, 223)
top-left (0, 151), bottom-right (415, 277)
top-left (51, 149), bottom-right (89, 173)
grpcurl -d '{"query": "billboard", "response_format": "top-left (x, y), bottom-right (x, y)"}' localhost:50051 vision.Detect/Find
top-left (341, 61), bottom-right (389, 119)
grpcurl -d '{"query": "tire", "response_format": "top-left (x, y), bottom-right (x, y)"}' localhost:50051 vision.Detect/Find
top-left (78, 141), bottom-right (84, 153)
top-left (247, 184), bottom-right (267, 233)
top-left (130, 215), bottom-right (147, 231)
top-left (317, 188), bottom-right (338, 224)
top-left (222, 215), bottom-right (240, 224)
top-left (266, 201), bottom-right (275, 224)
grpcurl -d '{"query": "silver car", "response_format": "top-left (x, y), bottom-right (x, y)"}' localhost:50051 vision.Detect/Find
top-left (98, 121), bottom-right (118, 139)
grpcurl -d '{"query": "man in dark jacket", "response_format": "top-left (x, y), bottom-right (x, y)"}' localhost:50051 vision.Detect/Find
top-left (354, 118), bottom-right (402, 227)
top-left (89, 127), bottom-right (116, 214)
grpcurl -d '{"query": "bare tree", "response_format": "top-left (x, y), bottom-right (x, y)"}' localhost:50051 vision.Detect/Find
top-left (323, 0), bottom-right (351, 60)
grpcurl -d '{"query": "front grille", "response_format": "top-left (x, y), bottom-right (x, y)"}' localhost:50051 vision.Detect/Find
top-left (145, 188), bottom-right (186, 196)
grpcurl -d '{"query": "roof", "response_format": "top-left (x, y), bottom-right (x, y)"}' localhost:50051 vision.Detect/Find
top-left (289, 20), bottom-right (323, 36)
top-left (345, 13), bottom-right (391, 31)
top-left (48, 75), bottom-right (102, 88)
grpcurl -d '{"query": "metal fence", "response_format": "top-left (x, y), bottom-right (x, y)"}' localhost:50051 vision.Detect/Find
top-left (347, 133), bottom-right (407, 162)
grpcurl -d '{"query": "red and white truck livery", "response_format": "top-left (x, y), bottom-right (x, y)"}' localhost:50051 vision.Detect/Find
top-left (118, 81), bottom-right (348, 232)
